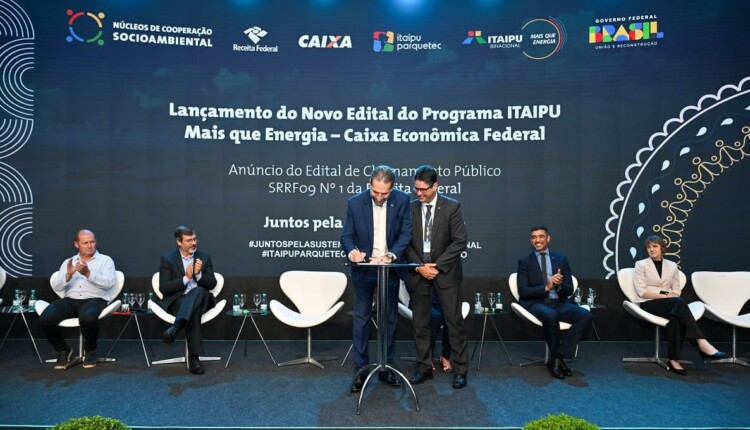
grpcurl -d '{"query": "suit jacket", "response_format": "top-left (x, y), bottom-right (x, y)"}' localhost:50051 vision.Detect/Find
top-left (340, 188), bottom-right (412, 284)
top-left (158, 249), bottom-right (217, 310)
top-left (633, 257), bottom-right (681, 303)
top-left (404, 194), bottom-right (467, 290)
top-left (516, 250), bottom-right (574, 309)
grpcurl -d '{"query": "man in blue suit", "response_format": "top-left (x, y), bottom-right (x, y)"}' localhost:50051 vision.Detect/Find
top-left (341, 165), bottom-right (412, 392)
top-left (516, 225), bottom-right (592, 379)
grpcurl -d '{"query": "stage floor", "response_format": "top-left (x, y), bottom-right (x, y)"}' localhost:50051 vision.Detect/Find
top-left (0, 338), bottom-right (749, 429)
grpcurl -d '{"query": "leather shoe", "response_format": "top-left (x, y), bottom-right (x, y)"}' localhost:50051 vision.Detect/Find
top-left (548, 358), bottom-right (566, 379)
top-left (558, 359), bottom-right (573, 377)
top-left (409, 370), bottom-right (434, 385)
top-left (699, 350), bottom-right (727, 360)
top-left (378, 370), bottom-right (400, 387)
top-left (188, 356), bottom-right (204, 374)
top-left (350, 372), bottom-right (366, 393)
top-left (452, 373), bottom-right (467, 389)
top-left (162, 326), bottom-right (177, 345)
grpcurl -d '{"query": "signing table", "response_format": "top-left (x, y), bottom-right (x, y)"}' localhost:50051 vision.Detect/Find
top-left (350, 262), bottom-right (420, 415)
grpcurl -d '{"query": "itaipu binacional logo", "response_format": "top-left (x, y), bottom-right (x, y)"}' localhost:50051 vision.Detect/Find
top-left (66, 9), bottom-right (106, 46)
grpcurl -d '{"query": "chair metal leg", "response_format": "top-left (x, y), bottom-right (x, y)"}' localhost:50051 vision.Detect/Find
top-left (277, 328), bottom-right (335, 369)
top-left (519, 343), bottom-right (549, 367)
top-left (702, 326), bottom-right (750, 367)
top-left (622, 326), bottom-right (692, 369)
top-left (153, 339), bottom-right (220, 367)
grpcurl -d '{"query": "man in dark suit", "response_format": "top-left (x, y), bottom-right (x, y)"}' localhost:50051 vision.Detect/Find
top-left (159, 225), bottom-right (217, 374)
top-left (516, 225), bottom-right (592, 379)
top-left (341, 165), bottom-right (412, 392)
top-left (404, 165), bottom-right (469, 389)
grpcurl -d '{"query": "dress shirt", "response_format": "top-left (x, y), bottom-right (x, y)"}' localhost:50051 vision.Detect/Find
top-left (181, 253), bottom-right (202, 295)
top-left (51, 251), bottom-right (116, 301)
top-left (371, 199), bottom-right (388, 257)
top-left (535, 250), bottom-right (558, 300)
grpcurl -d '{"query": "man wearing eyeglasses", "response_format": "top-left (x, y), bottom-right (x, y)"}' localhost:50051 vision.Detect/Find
top-left (404, 165), bottom-right (469, 389)
top-left (158, 225), bottom-right (217, 374)
top-left (341, 165), bottom-right (412, 392)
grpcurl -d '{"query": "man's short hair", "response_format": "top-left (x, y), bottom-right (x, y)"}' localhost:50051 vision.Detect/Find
top-left (75, 229), bottom-right (95, 242)
top-left (414, 165), bottom-right (438, 186)
top-left (369, 165), bottom-right (396, 186)
top-left (529, 225), bottom-right (548, 234)
top-left (174, 225), bottom-right (195, 240)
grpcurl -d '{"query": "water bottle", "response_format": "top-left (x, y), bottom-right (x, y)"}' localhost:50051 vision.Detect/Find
top-left (232, 293), bottom-right (241, 315)
top-left (12, 289), bottom-right (21, 311)
top-left (121, 293), bottom-right (130, 312)
top-left (474, 292), bottom-right (482, 314)
top-left (260, 293), bottom-right (268, 315)
top-left (495, 292), bottom-right (503, 311)
top-left (574, 288), bottom-right (582, 305)
top-left (28, 289), bottom-right (37, 309)
top-left (587, 288), bottom-right (594, 307)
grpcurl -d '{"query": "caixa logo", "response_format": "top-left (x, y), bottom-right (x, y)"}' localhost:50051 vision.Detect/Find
top-left (298, 35), bottom-right (352, 48)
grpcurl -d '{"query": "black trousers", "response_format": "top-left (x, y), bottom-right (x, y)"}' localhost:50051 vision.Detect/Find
top-left (526, 300), bottom-right (593, 360)
top-left (38, 297), bottom-right (107, 352)
top-left (411, 280), bottom-right (468, 375)
top-left (640, 297), bottom-right (704, 360)
top-left (167, 287), bottom-right (213, 356)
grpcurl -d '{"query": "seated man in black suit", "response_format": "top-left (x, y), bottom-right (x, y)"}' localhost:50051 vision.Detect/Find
top-left (158, 225), bottom-right (217, 374)
top-left (516, 225), bottom-right (592, 379)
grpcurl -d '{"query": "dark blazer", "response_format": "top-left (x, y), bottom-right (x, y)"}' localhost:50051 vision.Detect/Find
top-left (340, 188), bottom-right (412, 284)
top-left (516, 250), bottom-right (574, 308)
top-left (404, 195), bottom-right (467, 290)
top-left (158, 249), bottom-right (217, 310)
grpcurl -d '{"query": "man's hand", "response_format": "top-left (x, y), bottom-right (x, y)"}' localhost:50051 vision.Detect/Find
top-left (65, 258), bottom-right (76, 281)
top-left (194, 258), bottom-right (203, 276)
top-left (348, 249), bottom-right (366, 263)
top-left (546, 269), bottom-right (562, 291)
top-left (418, 263), bottom-right (439, 280)
top-left (76, 261), bottom-right (90, 278)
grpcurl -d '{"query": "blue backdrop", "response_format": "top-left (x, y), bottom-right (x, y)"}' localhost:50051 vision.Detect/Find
top-left (1, 0), bottom-right (748, 278)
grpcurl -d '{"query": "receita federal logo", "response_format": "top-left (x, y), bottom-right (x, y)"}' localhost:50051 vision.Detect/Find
top-left (234, 26), bottom-right (279, 53)
top-left (298, 35), bottom-right (352, 48)
top-left (589, 14), bottom-right (663, 50)
top-left (372, 30), bottom-right (442, 53)
top-left (66, 9), bottom-right (106, 46)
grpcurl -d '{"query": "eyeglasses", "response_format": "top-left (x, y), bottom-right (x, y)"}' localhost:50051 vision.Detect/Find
top-left (414, 184), bottom-right (434, 193)
top-left (183, 237), bottom-right (199, 244)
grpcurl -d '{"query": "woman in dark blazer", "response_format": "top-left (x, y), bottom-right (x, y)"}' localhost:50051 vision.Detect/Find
top-left (633, 234), bottom-right (726, 375)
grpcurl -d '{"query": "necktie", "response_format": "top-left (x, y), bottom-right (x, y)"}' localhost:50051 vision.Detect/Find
top-left (423, 204), bottom-right (433, 261)
top-left (540, 252), bottom-right (548, 283)
top-left (424, 204), bottom-right (433, 242)
top-left (540, 252), bottom-right (550, 303)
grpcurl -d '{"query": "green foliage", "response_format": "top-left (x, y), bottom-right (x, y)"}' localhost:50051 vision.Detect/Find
top-left (523, 413), bottom-right (600, 430)
top-left (48, 415), bottom-right (129, 430)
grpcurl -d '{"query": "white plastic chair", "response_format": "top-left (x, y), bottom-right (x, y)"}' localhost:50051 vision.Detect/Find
top-left (618, 267), bottom-right (704, 369)
top-left (35, 270), bottom-right (124, 369)
top-left (509, 273), bottom-right (582, 366)
top-left (692, 271), bottom-right (750, 367)
top-left (0, 266), bottom-right (5, 305)
top-left (148, 272), bottom-right (227, 368)
top-left (269, 270), bottom-right (346, 369)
